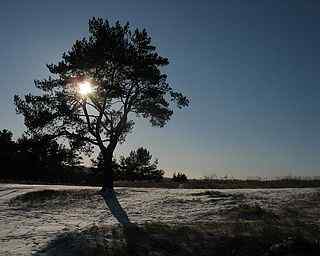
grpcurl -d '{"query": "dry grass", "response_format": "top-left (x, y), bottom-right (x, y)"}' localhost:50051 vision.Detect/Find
top-left (7, 188), bottom-right (320, 255)
top-left (33, 222), bottom-right (320, 256)
top-left (9, 189), bottom-right (100, 209)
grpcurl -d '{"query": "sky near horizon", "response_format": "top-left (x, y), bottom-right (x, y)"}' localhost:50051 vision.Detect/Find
top-left (0, 0), bottom-right (319, 178)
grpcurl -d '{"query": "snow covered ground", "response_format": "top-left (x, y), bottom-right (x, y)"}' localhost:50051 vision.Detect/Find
top-left (0, 183), bottom-right (319, 255)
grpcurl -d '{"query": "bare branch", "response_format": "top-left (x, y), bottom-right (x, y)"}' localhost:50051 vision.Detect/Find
top-left (82, 101), bottom-right (96, 137)
top-left (58, 129), bottom-right (99, 146)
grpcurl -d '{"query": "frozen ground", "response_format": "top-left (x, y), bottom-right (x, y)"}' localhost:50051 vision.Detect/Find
top-left (0, 183), bottom-right (319, 255)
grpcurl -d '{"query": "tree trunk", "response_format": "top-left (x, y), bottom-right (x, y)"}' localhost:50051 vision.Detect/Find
top-left (102, 152), bottom-right (114, 189)
top-left (100, 151), bottom-right (130, 225)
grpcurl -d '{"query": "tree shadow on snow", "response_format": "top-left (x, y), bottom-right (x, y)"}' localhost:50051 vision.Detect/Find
top-left (33, 222), bottom-right (320, 256)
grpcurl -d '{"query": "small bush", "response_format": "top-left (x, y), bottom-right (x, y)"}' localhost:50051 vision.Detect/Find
top-left (172, 172), bottom-right (188, 183)
top-left (231, 204), bottom-right (278, 222)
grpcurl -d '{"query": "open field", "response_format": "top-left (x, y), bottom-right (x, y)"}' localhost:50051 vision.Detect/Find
top-left (1, 184), bottom-right (320, 255)
top-left (2, 178), bottom-right (320, 189)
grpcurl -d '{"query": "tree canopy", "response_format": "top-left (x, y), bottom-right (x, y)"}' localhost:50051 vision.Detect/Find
top-left (14, 17), bottom-right (189, 157)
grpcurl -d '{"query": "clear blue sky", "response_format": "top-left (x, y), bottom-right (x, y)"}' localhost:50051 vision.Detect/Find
top-left (1, 0), bottom-right (319, 178)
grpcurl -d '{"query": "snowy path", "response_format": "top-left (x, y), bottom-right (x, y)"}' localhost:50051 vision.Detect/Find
top-left (0, 183), bottom-right (319, 255)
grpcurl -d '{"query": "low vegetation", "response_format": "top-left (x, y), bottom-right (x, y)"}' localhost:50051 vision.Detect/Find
top-left (34, 222), bottom-right (320, 256)
top-left (9, 188), bottom-right (319, 255)
top-left (228, 203), bottom-right (279, 221)
top-left (8, 189), bottom-right (100, 209)
top-left (190, 190), bottom-right (234, 198)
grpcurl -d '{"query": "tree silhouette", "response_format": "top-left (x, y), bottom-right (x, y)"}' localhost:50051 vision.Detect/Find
top-left (172, 172), bottom-right (188, 183)
top-left (0, 129), bottom-right (14, 144)
top-left (14, 17), bottom-right (189, 224)
top-left (96, 147), bottom-right (164, 181)
top-left (16, 134), bottom-right (81, 180)
top-left (93, 152), bottom-right (121, 181)
top-left (0, 129), bottom-right (81, 181)
top-left (119, 147), bottom-right (164, 181)
top-left (0, 129), bottom-right (16, 179)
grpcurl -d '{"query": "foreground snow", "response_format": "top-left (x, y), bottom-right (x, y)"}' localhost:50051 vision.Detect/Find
top-left (0, 183), bottom-right (319, 255)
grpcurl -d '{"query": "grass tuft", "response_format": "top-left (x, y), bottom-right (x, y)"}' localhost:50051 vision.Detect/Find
top-left (189, 190), bottom-right (232, 197)
top-left (228, 203), bottom-right (278, 222)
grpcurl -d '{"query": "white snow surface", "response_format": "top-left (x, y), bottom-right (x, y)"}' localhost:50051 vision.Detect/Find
top-left (0, 183), bottom-right (319, 255)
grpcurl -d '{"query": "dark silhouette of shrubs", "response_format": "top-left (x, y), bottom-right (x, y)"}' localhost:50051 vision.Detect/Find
top-left (0, 129), bottom-right (81, 183)
top-left (95, 147), bottom-right (164, 181)
top-left (1, 129), bottom-right (165, 185)
top-left (172, 172), bottom-right (188, 183)
top-left (0, 129), bottom-right (16, 177)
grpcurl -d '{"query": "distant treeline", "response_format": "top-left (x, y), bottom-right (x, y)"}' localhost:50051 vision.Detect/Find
top-left (0, 129), bottom-right (81, 183)
top-left (1, 129), bottom-right (320, 189)
top-left (0, 129), bottom-right (164, 185)
top-left (116, 178), bottom-right (320, 189)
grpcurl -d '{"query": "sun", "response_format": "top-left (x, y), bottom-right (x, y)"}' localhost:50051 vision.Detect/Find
top-left (78, 81), bottom-right (93, 96)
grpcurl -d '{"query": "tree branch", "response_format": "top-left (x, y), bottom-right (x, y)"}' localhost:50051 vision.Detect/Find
top-left (57, 129), bottom-right (99, 146)
top-left (82, 101), bottom-right (96, 137)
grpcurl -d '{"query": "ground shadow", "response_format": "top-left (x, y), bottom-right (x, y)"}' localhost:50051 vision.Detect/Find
top-left (33, 222), bottom-right (320, 256)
